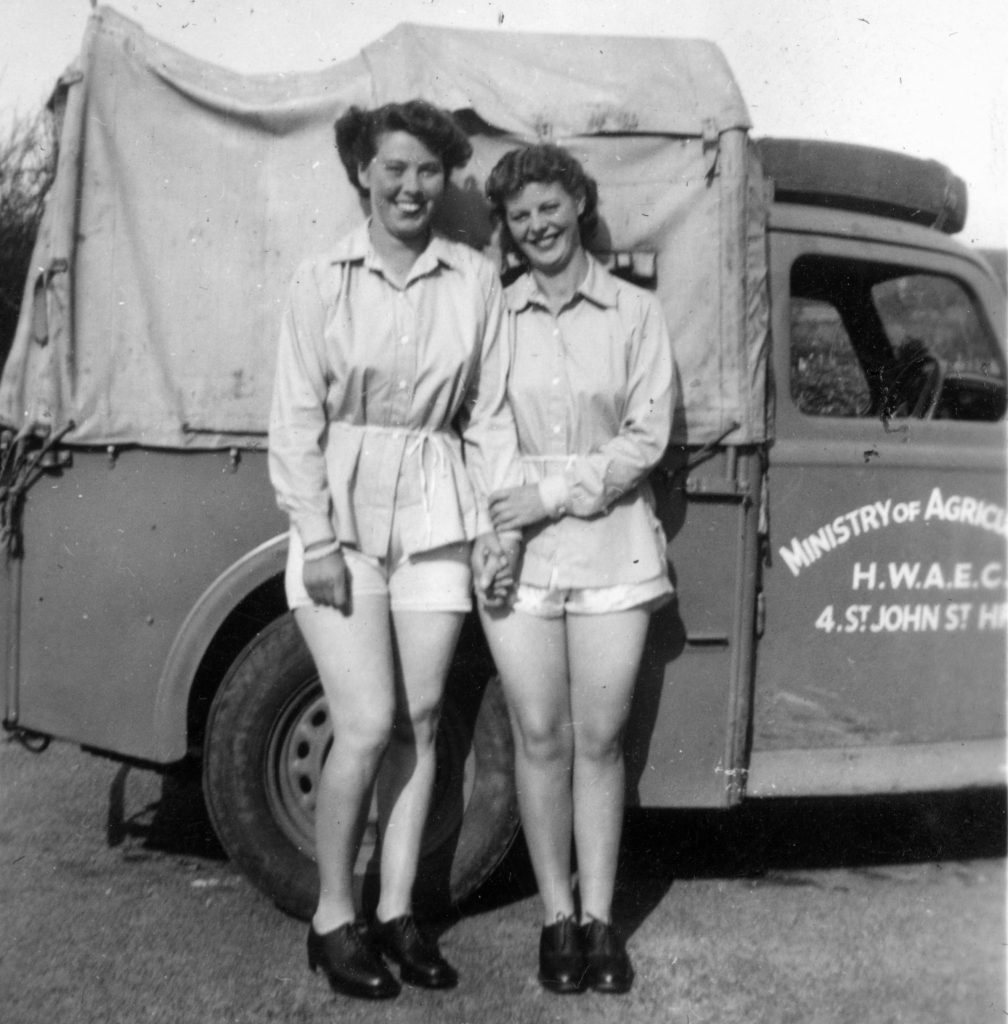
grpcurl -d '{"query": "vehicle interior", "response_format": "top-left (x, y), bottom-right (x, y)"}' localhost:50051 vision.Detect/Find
top-left (788, 254), bottom-right (1007, 422)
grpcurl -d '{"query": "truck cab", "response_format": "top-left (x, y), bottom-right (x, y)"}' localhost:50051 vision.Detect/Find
top-left (750, 195), bottom-right (1006, 796)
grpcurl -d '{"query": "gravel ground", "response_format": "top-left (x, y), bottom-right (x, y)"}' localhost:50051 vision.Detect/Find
top-left (1, 737), bottom-right (1004, 1024)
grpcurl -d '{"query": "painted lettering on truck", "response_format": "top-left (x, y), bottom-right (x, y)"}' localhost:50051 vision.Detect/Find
top-left (779, 488), bottom-right (1008, 578)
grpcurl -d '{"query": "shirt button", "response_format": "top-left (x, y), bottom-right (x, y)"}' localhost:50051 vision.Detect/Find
top-left (552, 424), bottom-right (562, 434)
top-left (551, 377), bottom-right (561, 386)
top-left (400, 335), bottom-right (410, 345)
top-left (398, 380), bottom-right (408, 390)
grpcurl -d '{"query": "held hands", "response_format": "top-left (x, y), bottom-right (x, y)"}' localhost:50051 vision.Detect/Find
top-left (303, 551), bottom-right (349, 613)
top-left (488, 485), bottom-right (548, 532)
top-left (472, 531), bottom-right (521, 608)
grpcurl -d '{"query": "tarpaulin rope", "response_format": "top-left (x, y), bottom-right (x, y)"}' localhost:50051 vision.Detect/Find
top-left (0, 421), bottom-right (75, 558)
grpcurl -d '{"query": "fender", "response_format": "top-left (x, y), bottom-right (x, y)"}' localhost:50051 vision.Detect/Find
top-left (151, 533), bottom-right (289, 761)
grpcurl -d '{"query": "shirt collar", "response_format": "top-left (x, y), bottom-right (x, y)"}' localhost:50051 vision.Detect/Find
top-left (328, 221), bottom-right (458, 278)
top-left (505, 254), bottom-right (619, 312)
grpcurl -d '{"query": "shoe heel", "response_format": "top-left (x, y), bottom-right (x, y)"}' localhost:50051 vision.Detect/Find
top-left (307, 925), bottom-right (328, 973)
top-left (306, 923), bottom-right (400, 1000)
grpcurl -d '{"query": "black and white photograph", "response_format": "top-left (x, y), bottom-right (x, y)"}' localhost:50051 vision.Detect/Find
top-left (1, 2), bottom-right (1005, 1021)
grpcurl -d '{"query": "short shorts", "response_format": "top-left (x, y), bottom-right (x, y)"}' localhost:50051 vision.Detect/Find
top-left (510, 572), bottom-right (673, 619)
top-left (285, 530), bottom-right (472, 613)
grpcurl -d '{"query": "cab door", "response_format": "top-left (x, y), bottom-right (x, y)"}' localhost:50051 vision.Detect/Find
top-left (749, 215), bottom-right (1007, 795)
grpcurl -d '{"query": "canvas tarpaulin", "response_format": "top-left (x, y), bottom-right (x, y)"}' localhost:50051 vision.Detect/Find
top-left (0, 6), bottom-right (770, 449)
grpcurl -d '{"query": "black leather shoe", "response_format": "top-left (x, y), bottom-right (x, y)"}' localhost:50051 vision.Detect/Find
top-left (583, 919), bottom-right (633, 994)
top-left (372, 914), bottom-right (459, 989)
top-left (538, 915), bottom-right (586, 994)
top-left (307, 921), bottom-right (400, 1000)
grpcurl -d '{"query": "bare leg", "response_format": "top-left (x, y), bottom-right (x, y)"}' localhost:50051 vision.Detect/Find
top-left (568, 609), bottom-right (650, 923)
top-left (480, 607), bottom-right (575, 923)
top-left (295, 598), bottom-right (396, 933)
top-left (374, 609), bottom-right (464, 923)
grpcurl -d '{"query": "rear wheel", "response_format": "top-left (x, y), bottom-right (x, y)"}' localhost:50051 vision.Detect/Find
top-left (202, 613), bottom-right (518, 920)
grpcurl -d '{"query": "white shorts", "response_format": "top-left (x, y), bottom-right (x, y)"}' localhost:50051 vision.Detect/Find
top-left (510, 573), bottom-right (673, 619)
top-left (285, 531), bottom-right (472, 613)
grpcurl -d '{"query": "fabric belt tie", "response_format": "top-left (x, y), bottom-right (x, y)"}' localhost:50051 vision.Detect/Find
top-left (405, 431), bottom-right (446, 549)
top-left (331, 422), bottom-right (450, 551)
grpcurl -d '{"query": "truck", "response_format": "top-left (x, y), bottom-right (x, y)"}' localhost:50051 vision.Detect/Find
top-left (2, 8), bottom-right (1004, 920)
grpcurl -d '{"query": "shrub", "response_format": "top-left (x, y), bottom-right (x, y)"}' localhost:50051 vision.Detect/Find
top-left (0, 110), bottom-right (57, 371)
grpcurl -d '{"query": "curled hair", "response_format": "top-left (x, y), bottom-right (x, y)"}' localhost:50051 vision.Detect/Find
top-left (485, 144), bottom-right (599, 254)
top-left (334, 100), bottom-right (473, 197)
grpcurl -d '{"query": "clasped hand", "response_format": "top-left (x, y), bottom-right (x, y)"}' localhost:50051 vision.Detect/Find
top-left (302, 510), bottom-right (536, 611)
top-left (472, 531), bottom-right (521, 608)
top-left (473, 485), bottom-right (548, 608)
top-left (302, 538), bottom-right (520, 612)
top-left (487, 484), bottom-right (547, 532)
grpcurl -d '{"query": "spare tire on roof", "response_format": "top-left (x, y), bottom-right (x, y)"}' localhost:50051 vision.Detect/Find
top-left (754, 137), bottom-right (967, 234)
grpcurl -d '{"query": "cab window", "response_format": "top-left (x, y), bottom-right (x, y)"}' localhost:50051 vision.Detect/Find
top-left (790, 255), bottom-right (1005, 421)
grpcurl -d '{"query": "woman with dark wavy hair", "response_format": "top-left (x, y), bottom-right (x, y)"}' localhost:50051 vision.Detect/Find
top-left (269, 99), bottom-right (519, 1001)
top-left (480, 143), bottom-right (675, 996)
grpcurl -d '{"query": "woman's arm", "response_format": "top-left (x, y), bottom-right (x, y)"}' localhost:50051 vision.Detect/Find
top-left (492, 291), bottom-right (675, 529)
top-left (268, 260), bottom-right (339, 550)
top-left (487, 484), bottom-right (548, 532)
top-left (456, 256), bottom-right (525, 593)
top-left (456, 258), bottom-right (525, 537)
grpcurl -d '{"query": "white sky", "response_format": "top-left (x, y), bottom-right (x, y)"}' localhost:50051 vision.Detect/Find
top-left (0, 0), bottom-right (1005, 247)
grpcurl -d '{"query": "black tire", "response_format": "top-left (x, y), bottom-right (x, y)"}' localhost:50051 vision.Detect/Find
top-left (755, 137), bottom-right (968, 234)
top-left (202, 612), bottom-right (518, 920)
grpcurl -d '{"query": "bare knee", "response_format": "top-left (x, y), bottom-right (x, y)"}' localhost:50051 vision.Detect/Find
top-left (332, 705), bottom-right (395, 761)
top-left (390, 695), bottom-right (442, 750)
top-left (515, 717), bottom-right (574, 766)
top-left (574, 722), bottom-right (624, 766)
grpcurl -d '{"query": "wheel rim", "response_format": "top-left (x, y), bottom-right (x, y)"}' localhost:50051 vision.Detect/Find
top-left (263, 679), bottom-right (476, 875)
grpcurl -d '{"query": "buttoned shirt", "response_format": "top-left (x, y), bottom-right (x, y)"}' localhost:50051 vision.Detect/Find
top-left (505, 256), bottom-right (675, 587)
top-left (269, 224), bottom-right (521, 559)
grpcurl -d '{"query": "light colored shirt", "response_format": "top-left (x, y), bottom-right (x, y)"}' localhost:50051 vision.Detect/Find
top-left (269, 224), bottom-right (521, 558)
top-left (505, 256), bottom-right (675, 587)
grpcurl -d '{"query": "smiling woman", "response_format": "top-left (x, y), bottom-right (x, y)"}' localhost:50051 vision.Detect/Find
top-left (501, 181), bottom-right (585, 280)
top-left (333, 103), bottom-right (471, 280)
top-left (479, 143), bottom-right (675, 996)
top-left (359, 134), bottom-right (445, 250)
top-left (264, 98), bottom-right (524, 1000)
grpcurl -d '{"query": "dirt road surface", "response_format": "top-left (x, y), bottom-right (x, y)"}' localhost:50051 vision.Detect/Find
top-left (1, 737), bottom-right (1004, 1024)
